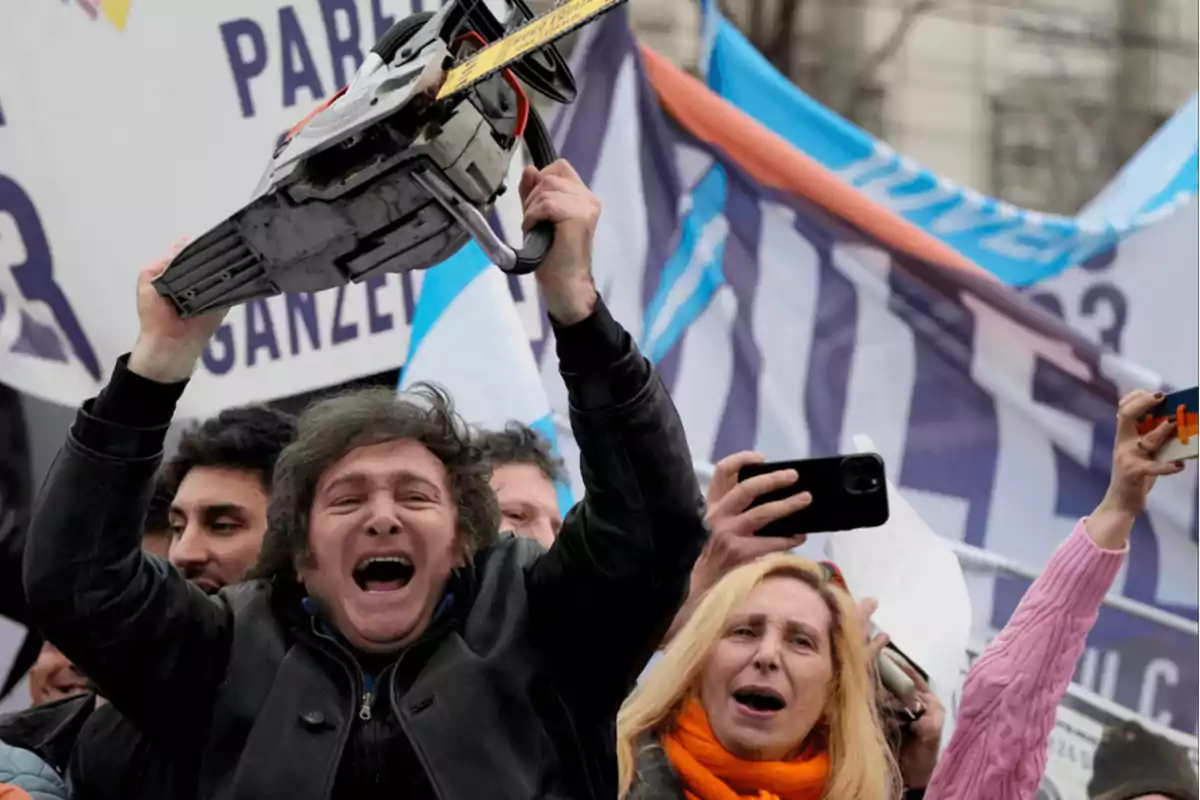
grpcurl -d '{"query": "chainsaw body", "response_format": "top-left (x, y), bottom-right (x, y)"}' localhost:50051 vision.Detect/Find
top-left (155, 0), bottom-right (575, 317)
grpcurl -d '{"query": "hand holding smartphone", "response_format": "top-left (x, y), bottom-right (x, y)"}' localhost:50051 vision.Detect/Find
top-left (737, 453), bottom-right (890, 537)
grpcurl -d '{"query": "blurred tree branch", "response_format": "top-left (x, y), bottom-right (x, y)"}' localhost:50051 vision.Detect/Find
top-left (729, 0), bottom-right (939, 129)
top-left (838, 0), bottom-right (940, 120)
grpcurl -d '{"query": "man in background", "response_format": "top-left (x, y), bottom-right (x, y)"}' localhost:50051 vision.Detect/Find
top-left (158, 406), bottom-right (295, 592)
top-left (478, 422), bottom-right (567, 549)
top-left (66, 405), bottom-right (296, 797)
top-left (0, 404), bottom-right (297, 797)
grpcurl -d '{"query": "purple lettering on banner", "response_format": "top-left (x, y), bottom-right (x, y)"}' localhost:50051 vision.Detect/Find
top-left (286, 292), bottom-right (320, 354)
top-left (318, 0), bottom-right (363, 88)
top-left (203, 324), bottom-right (237, 375)
top-left (365, 276), bottom-right (394, 334)
top-left (401, 272), bottom-right (416, 324)
top-left (800, 220), bottom-right (857, 459)
top-left (245, 299), bottom-right (282, 367)
top-left (712, 176), bottom-right (762, 459)
top-left (884, 258), bottom-right (999, 547)
top-left (280, 6), bottom-right (326, 109)
top-left (553, 15), bottom-right (629, 191)
top-left (219, 18), bottom-right (268, 118)
top-left (1079, 241), bottom-right (1120, 273)
top-left (331, 285), bottom-right (358, 344)
top-left (1027, 290), bottom-right (1066, 320)
top-left (1080, 283), bottom-right (1128, 352)
top-left (371, 0), bottom-right (396, 41)
top-left (0, 174), bottom-right (101, 380)
top-left (10, 312), bottom-right (64, 364)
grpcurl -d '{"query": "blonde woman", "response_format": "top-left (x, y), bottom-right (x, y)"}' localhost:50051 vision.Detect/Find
top-left (618, 554), bottom-right (901, 800)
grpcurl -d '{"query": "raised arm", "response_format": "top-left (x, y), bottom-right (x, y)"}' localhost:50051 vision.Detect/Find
top-left (520, 161), bottom-right (708, 713)
top-left (925, 390), bottom-right (1187, 800)
top-left (22, 248), bottom-right (233, 737)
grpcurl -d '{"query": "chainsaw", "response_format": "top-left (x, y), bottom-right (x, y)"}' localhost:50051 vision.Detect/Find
top-left (155, 0), bottom-right (627, 318)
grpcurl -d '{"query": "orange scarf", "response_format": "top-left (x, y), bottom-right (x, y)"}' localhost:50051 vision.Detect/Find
top-left (661, 699), bottom-right (830, 800)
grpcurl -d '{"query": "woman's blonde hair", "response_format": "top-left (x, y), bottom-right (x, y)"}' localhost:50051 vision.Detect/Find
top-left (617, 554), bottom-right (900, 800)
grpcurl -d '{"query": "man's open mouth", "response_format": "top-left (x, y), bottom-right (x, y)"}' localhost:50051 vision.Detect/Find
top-left (352, 555), bottom-right (415, 593)
top-left (732, 686), bottom-right (786, 713)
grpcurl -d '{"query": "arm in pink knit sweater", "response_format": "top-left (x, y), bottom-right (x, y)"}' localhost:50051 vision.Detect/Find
top-left (923, 519), bottom-right (1126, 800)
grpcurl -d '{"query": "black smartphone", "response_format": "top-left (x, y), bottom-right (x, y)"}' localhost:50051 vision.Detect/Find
top-left (737, 453), bottom-right (890, 537)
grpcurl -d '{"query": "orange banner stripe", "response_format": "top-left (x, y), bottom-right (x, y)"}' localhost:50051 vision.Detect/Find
top-left (639, 45), bottom-right (987, 279)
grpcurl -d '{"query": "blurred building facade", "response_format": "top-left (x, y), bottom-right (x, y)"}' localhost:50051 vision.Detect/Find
top-left (615, 0), bottom-right (1199, 216)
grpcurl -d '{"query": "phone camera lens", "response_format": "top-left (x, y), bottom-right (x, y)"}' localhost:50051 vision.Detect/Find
top-left (842, 456), bottom-right (882, 495)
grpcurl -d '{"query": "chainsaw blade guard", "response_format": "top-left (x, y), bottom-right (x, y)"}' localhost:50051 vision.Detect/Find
top-left (153, 1), bottom-right (582, 318)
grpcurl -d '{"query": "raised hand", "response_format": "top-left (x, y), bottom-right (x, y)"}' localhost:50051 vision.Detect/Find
top-left (519, 160), bottom-right (600, 326)
top-left (1087, 389), bottom-right (1186, 549)
top-left (664, 451), bottom-right (814, 642)
top-left (688, 451), bottom-right (812, 602)
top-left (127, 239), bottom-right (229, 384)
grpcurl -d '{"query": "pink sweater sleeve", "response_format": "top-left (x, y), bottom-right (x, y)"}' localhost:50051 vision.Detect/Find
top-left (924, 520), bottom-right (1126, 800)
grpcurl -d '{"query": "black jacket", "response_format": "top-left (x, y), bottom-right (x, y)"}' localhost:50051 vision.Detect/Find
top-left (0, 381), bottom-right (37, 702)
top-left (23, 300), bottom-right (708, 800)
top-left (0, 692), bottom-right (96, 777)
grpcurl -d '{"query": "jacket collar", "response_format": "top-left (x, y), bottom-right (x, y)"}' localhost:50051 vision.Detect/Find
top-left (270, 563), bottom-right (476, 661)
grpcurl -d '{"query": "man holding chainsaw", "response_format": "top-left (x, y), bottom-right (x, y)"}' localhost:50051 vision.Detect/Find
top-left (23, 160), bottom-right (708, 799)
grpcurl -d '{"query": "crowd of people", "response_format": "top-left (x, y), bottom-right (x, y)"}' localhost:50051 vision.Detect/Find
top-left (0, 160), bottom-right (1194, 799)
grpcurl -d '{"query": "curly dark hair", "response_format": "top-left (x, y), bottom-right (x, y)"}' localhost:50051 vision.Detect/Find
top-left (476, 421), bottom-right (567, 485)
top-left (162, 405), bottom-right (299, 501)
top-left (252, 384), bottom-right (499, 581)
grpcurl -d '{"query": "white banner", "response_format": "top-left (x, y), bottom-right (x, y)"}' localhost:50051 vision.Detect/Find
top-left (0, 0), bottom-right (542, 417)
top-left (1029, 195), bottom-right (1200, 392)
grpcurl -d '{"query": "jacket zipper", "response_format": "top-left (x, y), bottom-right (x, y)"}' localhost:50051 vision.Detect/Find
top-left (307, 618), bottom-right (365, 799)
top-left (307, 604), bottom-right (452, 799)
top-left (359, 670), bottom-right (376, 721)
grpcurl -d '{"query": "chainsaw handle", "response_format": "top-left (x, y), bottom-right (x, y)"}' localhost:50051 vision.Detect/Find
top-left (497, 105), bottom-right (557, 274)
top-left (502, 221), bottom-right (555, 275)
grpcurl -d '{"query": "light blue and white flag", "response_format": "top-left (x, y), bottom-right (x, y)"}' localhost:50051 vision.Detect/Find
top-left (694, 0), bottom-right (1198, 287)
top-left (549, 9), bottom-right (1198, 748)
top-left (1080, 93), bottom-right (1199, 226)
